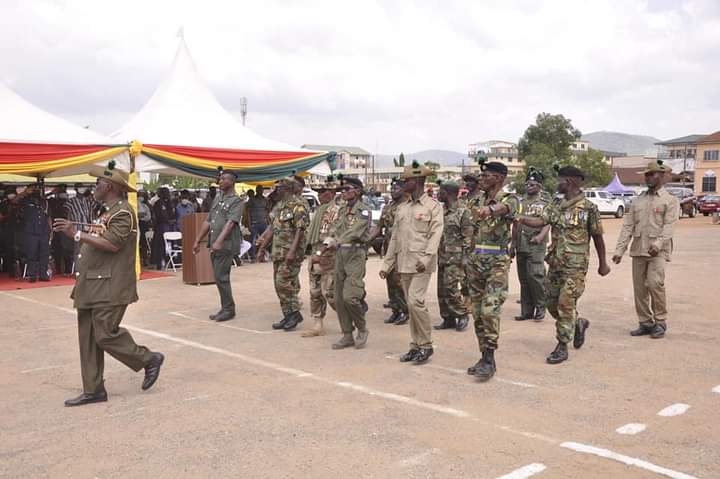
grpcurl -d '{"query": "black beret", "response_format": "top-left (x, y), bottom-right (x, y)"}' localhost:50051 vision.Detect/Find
top-left (342, 177), bottom-right (364, 190)
top-left (482, 161), bottom-right (508, 176)
top-left (526, 168), bottom-right (545, 183)
top-left (557, 165), bottom-right (585, 180)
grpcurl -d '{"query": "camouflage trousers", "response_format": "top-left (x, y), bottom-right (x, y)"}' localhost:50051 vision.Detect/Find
top-left (386, 266), bottom-right (407, 313)
top-left (437, 261), bottom-right (467, 320)
top-left (545, 268), bottom-right (586, 344)
top-left (309, 262), bottom-right (336, 319)
top-left (466, 255), bottom-right (510, 351)
top-left (273, 258), bottom-right (303, 316)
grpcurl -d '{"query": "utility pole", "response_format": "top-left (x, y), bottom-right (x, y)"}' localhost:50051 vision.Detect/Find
top-left (240, 97), bottom-right (248, 126)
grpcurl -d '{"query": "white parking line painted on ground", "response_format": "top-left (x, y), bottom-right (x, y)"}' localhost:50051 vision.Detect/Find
top-left (712, 385), bottom-right (720, 394)
top-left (657, 403), bottom-right (691, 417)
top-left (169, 311), bottom-right (277, 335)
top-left (20, 365), bottom-right (65, 374)
top-left (496, 463), bottom-right (547, 479)
top-left (560, 442), bottom-right (698, 479)
top-left (184, 394), bottom-right (210, 401)
top-left (395, 448), bottom-right (439, 468)
top-left (0, 325), bottom-right (75, 337)
top-left (616, 423), bottom-right (647, 435)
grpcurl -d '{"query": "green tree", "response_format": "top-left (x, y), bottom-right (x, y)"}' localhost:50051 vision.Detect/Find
top-left (518, 112), bottom-right (581, 160)
top-left (574, 148), bottom-right (612, 188)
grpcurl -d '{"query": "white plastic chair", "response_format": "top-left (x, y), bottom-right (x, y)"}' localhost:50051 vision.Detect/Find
top-left (163, 231), bottom-right (183, 272)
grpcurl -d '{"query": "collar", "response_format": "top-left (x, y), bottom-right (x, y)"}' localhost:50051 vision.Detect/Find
top-left (104, 199), bottom-right (124, 210)
top-left (561, 192), bottom-right (585, 208)
top-left (647, 186), bottom-right (666, 196)
top-left (409, 192), bottom-right (429, 204)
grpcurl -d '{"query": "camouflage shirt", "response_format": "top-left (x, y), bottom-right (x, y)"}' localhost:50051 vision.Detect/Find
top-left (516, 191), bottom-right (552, 254)
top-left (378, 199), bottom-right (400, 249)
top-left (542, 193), bottom-right (603, 272)
top-left (270, 195), bottom-right (309, 260)
top-left (439, 202), bottom-right (473, 265)
top-left (471, 190), bottom-right (519, 254)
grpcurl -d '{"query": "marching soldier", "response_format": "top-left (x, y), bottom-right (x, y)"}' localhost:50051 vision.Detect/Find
top-left (303, 176), bottom-right (341, 338)
top-left (613, 160), bottom-right (679, 339)
top-left (518, 165), bottom-right (611, 364)
top-left (53, 161), bottom-right (164, 406)
top-left (380, 161), bottom-right (443, 364)
top-left (192, 168), bottom-right (244, 322)
top-left (328, 177), bottom-right (372, 349)
top-left (460, 172), bottom-right (484, 318)
top-left (368, 177), bottom-right (408, 325)
top-left (435, 180), bottom-right (473, 332)
top-left (256, 177), bottom-right (309, 331)
top-left (511, 168), bottom-right (551, 321)
top-left (465, 161), bottom-right (519, 382)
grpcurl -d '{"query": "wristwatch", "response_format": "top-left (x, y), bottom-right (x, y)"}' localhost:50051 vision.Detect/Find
top-left (74, 230), bottom-right (82, 243)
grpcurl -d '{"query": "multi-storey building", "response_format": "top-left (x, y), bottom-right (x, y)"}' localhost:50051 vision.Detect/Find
top-left (694, 131), bottom-right (720, 194)
top-left (302, 144), bottom-right (371, 170)
top-left (467, 140), bottom-right (523, 175)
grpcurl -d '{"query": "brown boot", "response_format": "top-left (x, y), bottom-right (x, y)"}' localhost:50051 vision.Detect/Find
top-left (301, 317), bottom-right (325, 337)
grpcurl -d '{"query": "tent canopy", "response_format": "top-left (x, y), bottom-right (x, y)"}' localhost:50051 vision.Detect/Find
top-left (605, 172), bottom-right (634, 194)
top-left (114, 38), bottom-right (333, 182)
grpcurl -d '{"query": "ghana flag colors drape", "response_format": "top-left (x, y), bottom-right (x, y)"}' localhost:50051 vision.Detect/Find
top-left (0, 142), bottom-right (128, 175)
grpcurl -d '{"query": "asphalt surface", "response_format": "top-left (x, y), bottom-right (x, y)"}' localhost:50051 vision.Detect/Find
top-left (1, 216), bottom-right (718, 478)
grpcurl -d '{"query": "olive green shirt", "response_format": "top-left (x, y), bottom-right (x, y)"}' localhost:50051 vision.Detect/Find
top-left (207, 191), bottom-right (243, 254)
top-left (71, 199), bottom-right (139, 309)
top-left (516, 191), bottom-right (552, 254)
top-left (334, 200), bottom-right (371, 245)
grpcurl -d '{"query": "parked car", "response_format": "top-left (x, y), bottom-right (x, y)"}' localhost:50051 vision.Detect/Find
top-left (611, 191), bottom-right (638, 210)
top-left (584, 190), bottom-right (625, 218)
top-left (665, 187), bottom-right (697, 218)
top-left (363, 194), bottom-right (385, 255)
top-left (698, 195), bottom-right (720, 216)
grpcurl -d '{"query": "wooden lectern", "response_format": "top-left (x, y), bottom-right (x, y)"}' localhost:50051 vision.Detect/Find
top-left (181, 213), bottom-right (215, 285)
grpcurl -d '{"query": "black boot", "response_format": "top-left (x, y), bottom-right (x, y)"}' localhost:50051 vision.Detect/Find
top-left (434, 317), bottom-right (456, 330)
top-left (474, 350), bottom-right (496, 382)
top-left (209, 310), bottom-right (223, 321)
top-left (573, 318), bottom-right (590, 349)
top-left (630, 324), bottom-right (653, 336)
top-left (272, 315), bottom-right (289, 330)
top-left (455, 315), bottom-right (469, 332)
top-left (412, 347), bottom-right (433, 364)
top-left (546, 342), bottom-right (568, 364)
top-left (650, 323), bottom-right (666, 339)
top-left (394, 312), bottom-right (409, 325)
top-left (283, 311), bottom-right (304, 331)
top-left (399, 349), bottom-right (420, 362)
top-left (214, 310), bottom-right (236, 322)
top-left (533, 307), bottom-right (546, 321)
top-left (384, 311), bottom-right (400, 324)
top-left (514, 313), bottom-right (533, 321)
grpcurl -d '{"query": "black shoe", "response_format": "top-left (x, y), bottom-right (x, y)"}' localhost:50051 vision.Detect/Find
top-left (64, 389), bottom-right (108, 407)
top-left (546, 343), bottom-right (568, 364)
top-left (573, 318), bottom-right (590, 349)
top-left (455, 315), bottom-right (469, 332)
top-left (272, 316), bottom-right (289, 329)
top-left (383, 302), bottom-right (392, 309)
top-left (467, 359), bottom-right (483, 375)
top-left (514, 314), bottom-right (532, 321)
top-left (399, 349), bottom-right (420, 362)
top-left (142, 352), bottom-right (165, 390)
top-left (412, 348), bottom-right (434, 364)
top-left (283, 311), bottom-right (304, 331)
top-left (533, 308), bottom-right (546, 321)
top-left (214, 311), bottom-right (236, 322)
top-left (434, 318), bottom-right (456, 330)
top-left (474, 350), bottom-right (496, 382)
top-left (209, 310), bottom-right (223, 321)
top-left (384, 311), bottom-right (400, 324)
top-left (650, 323), bottom-right (666, 339)
top-left (630, 324), bottom-right (653, 336)
top-left (394, 312), bottom-right (409, 326)
top-left (361, 300), bottom-right (369, 314)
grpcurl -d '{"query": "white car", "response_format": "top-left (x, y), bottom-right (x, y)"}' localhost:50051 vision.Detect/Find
top-left (585, 190), bottom-right (626, 218)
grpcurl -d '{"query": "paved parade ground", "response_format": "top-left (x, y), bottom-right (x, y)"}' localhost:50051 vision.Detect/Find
top-left (1, 216), bottom-right (719, 478)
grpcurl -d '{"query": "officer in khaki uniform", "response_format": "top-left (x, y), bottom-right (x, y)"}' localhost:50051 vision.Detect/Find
top-left (380, 162), bottom-right (443, 364)
top-left (328, 177), bottom-right (372, 350)
top-left (613, 160), bottom-right (679, 339)
top-left (53, 161), bottom-right (164, 407)
top-left (193, 168), bottom-right (244, 322)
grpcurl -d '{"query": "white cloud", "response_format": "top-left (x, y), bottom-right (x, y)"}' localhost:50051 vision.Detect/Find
top-left (1, 0), bottom-right (718, 153)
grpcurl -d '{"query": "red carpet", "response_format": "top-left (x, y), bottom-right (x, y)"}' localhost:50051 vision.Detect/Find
top-left (0, 270), bottom-right (173, 291)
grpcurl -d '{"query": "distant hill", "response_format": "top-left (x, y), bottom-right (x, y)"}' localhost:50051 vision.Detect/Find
top-left (582, 131), bottom-right (661, 156)
top-left (375, 149), bottom-right (468, 168)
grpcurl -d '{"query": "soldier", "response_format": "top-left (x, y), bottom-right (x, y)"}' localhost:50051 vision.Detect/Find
top-left (303, 176), bottom-right (341, 338)
top-left (192, 168), bottom-right (244, 322)
top-left (379, 161), bottom-right (443, 364)
top-left (19, 184), bottom-right (52, 282)
top-left (612, 160), bottom-right (679, 339)
top-left (256, 177), bottom-right (309, 331)
top-left (460, 172), bottom-right (484, 317)
top-left (52, 161), bottom-right (164, 406)
top-left (368, 177), bottom-right (408, 325)
top-left (518, 165), bottom-right (611, 364)
top-left (511, 168), bottom-right (551, 321)
top-left (465, 161), bottom-right (519, 382)
top-left (434, 180), bottom-right (473, 332)
top-left (328, 177), bottom-right (372, 349)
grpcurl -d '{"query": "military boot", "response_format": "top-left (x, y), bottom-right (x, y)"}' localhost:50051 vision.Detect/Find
top-left (394, 312), bottom-right (409, 325)
top-left (533, 307), bottom-right (546, 321)
top-left (546, 342), bottom-right (568, 364)
top-left (630, 324), bottom-right (653, 336)
top-left (384, 311), bottom-right (400, 324)
top-left (573, 318), bottom-right (590, 349)
top-left (355, 329), bottom-right (369, 349)
top-left (455, 315), bottom-right (469, 332)
top-left (650, 323), bottom-right (666, 339)
top-left (332, 334), bottom-right (355, 349)
top-left (301, 317), bottom-right (325, 337)
top-left (283, 311), bottom-right (304, 331)
top-left (399, 348), bottom-right (420, 362)
top-left (412, 347), bottom-right (433, 364)
top-left (474, 350), bottom-right (496, 382)
top-left (434, 317), bottom-right (456, 330)
top-left (272, 315), bottom-right (289, 330)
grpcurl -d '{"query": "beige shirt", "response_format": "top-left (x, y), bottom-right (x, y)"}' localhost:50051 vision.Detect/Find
top-left (382, 193), bottom-right (443, 274)
top-left (614, 187), bottom-right (679, 260)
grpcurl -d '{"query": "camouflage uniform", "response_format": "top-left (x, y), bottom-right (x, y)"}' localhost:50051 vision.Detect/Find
top-left (270, 195), bottom-right (309, 316)
top-left (378, 199), bottom-right (407, 315)
top-left (437, 201), bottom-right (473, 321)
top-left (515, 191), bottom-right (552, 318)
top-left (466, 191), bottom-right (519, 351)
top-left (460, 189), bottom-right (485, 309)
top-left (542, 194), bottom-right (603, 344)
top-left (307, 198), bottom-right (341, 319)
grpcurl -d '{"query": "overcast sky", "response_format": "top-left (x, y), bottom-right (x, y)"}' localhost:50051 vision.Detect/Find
top-left (1, 0), bottom-right (718, 154)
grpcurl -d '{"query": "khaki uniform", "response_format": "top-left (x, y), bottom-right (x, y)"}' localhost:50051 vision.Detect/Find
top-left (307, 199), bottom-right (341, 319)
top-left (466, 191), bottom-right (519, 351)
top-left (378, 200), bottom-right (407, 314)
top-left (382, 194), bottom-right (443, 349)
top-left (207, 191), bottom-right (244, 314)
top-left (542, 194), bottom-right (603, 344)
top-left (437, 202), bottom-right (473, 321)
top-left (334, 201), bottom-right (371, 334)
top-left (270, 195), bottom-right (309, 316)
top-left (614, 187), bottom-right (679, 328)
top-left (72, 199), bottom-right (152, 394)
top-left (515, 192), bottom-right (551, 317)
